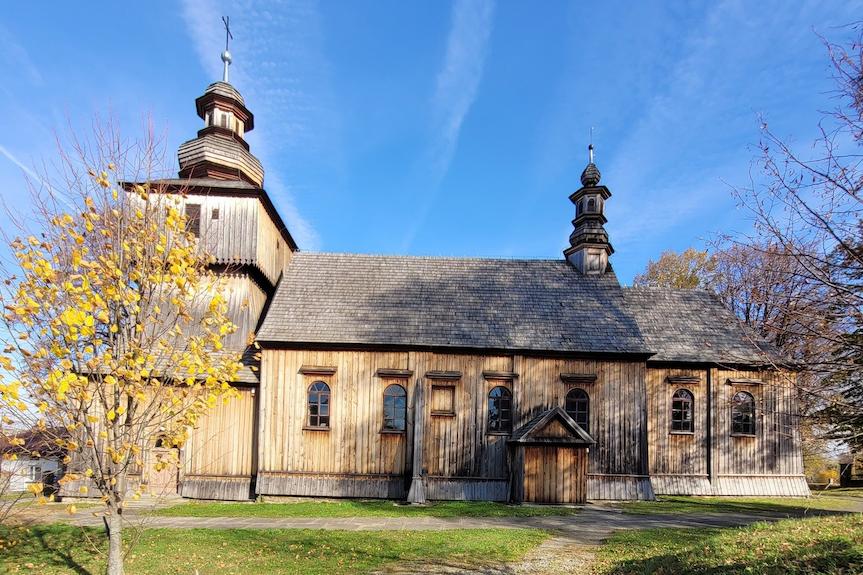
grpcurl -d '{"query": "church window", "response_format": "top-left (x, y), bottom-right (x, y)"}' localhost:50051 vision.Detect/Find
top-left (307, 381), bottom-right (330, 429)
top-left (382, 384), bottom-right (407, 432)
top-left (565, 388), bottom-right (590, 431)
top-left (671, 389), bottom-right (694, 433)
top-left (487, 386), bottom-right (512, 433)
top-left (731, 391), bottom-right (756, 436)
top-left (185, 204), bottom-right (201, 237)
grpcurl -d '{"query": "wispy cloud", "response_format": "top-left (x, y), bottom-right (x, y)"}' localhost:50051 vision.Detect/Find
top-left (429, 0), bottom-right (495, 181)
top-left (0, 24), bottom-right (43, 87)
top-left (402, 0), bottom-right (495, 250)
top-left (0, 145), bottom-right (43, 184)
top-left (180, 0), bottom-right (326, 250)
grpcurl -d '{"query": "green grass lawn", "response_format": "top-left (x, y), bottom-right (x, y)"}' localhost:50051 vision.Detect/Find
top-left (0, 524), bottom-right (547, 575)
top-left (591, 514), bottom-right (863, 574)
top-left (155, 499), bottom-right (581, 518)
top-left (617, 492), bottom-right (863, 515)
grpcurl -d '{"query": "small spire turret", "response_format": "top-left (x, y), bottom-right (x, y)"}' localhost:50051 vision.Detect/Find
top-left (564, 143), bottom-right (614, 275)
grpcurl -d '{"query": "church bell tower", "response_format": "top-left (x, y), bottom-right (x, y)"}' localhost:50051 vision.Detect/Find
top-left (564, 144), bottom-right (614, 274)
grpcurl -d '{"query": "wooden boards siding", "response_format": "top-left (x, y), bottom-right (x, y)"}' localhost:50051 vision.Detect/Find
top-left (257, 350), bottom-right (412, 498)
top-left (709, 367), bottom-right (807, 496)
top-left (258, 350), bottom-right (656, 501)
top-left (646, 367), bottom-right (708, 495)
top-left (645, 366), bottom-right (807, 496)
top-left (181, 387), bottom-right (257, 500)
top-left (520, 446), bottom-right (588, 504)
top-left (176, 193), bottom-right (292, 287)
top-left (518, 356), bottom-right (653, 500)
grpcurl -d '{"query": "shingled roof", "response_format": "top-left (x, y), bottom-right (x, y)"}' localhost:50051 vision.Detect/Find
top-left (257, 253), bottom-right (650, 355)
top-left (623, 287), bottom-right (775, 364)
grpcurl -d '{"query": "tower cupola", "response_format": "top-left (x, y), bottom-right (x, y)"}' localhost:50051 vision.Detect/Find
top-left (564, 144), bottom-right (614, 274)
top-left (176, 19), bottom-right (264, 186)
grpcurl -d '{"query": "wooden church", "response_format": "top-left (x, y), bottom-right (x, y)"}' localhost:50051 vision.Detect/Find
top-left (139, 49), bottom-right (808, 504)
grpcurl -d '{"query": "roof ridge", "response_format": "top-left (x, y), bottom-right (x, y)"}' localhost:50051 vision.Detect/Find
top-left (295, 251), bottom-right (570, 264)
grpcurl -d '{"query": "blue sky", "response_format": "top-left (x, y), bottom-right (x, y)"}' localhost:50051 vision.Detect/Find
top-left (0, 1), bottom-right (859, 283)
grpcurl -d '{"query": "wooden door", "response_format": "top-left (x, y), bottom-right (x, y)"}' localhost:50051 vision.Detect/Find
top-left (522, 446), bottom-right (588, 503)
top-left (146, 447), bottom-right (179, 496)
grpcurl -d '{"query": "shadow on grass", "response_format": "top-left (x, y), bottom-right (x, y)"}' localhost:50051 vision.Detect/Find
top-left (605, 539), bottom-right (861, 575)
top-left (620, 495), bottom-right (856, 516)
top-left (597, 516), bottom-right (863, 575)
top-left (0, 525), bottom-right (101, 574)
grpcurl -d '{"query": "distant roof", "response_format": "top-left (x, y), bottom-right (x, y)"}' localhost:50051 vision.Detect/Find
top-left (258, 253), bottom-right (650, 355)
top-left (623, 287), bottom-right (775, 364)
top-left (0, 427), bottom-right (66, 458)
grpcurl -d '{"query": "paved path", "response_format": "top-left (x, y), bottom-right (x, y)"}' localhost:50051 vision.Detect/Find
top-left (53, 506), bottom-right (841, 545)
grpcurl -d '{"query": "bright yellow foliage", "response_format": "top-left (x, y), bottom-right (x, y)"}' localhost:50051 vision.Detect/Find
top-left (0, 165), bottom-right (241, 514)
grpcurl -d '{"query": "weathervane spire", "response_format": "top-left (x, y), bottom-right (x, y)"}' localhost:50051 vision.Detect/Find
top-left (221, 16), bottom-right (233, 83)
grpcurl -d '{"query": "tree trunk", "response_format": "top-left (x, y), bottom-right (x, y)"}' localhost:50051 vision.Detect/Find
top-left (106, 510), bottom-right (124, 575)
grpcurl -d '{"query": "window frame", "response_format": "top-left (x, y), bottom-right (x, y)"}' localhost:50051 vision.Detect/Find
top-left (381, 383), bottom-right (407, 434)
top-left (670, 388), bottom-right (695, 434)
top-left (430, 384), bottom-right (456, 417)
top-left (305, 381), bottom-right (331, 431)
top-left (487, 385), bottom-right (513, 435)
top-left (185, 203), bottom-right (202, 238)
top-left (565, 387), bottom-right (590, 432)
top-left (731, 390), bottom-right (756, 437)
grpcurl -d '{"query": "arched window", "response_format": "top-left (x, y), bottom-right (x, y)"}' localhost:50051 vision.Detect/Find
top-left (383, 384), bottom-right (407, 431)
top-left (488, 386), bottom-right (513, 433)
top-left (671, 389), bottom-right (694, 433)
top-left (307, 381), bottom-right (330, 429)
top-left (565, 388), bottom-right (590, 431)
top-left (731, 391), bottom-right (756, 436)
top-left (587, 197), bottom-right (597, 212)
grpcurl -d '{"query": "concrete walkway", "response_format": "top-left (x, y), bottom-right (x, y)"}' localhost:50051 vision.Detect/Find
top-left (54, 506), bottom-right (839, 545)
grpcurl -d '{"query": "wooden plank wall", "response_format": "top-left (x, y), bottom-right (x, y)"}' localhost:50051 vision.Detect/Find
top-left (221, 274), bottom-right (268, 350)
top-left (181, 387), bottom-right (257, 500)
top-left (258, 350), bottom-right (655, 501)
top-left (517, 356), bottom-right (653, 500)
top-left (193, 195), bottom-right (258, 267)
top-left (255, 201), bottom-right (293, 286)
top-left (646, 367), bottom-right (712, 495)
top-left (257, 350), bottom-right (413, 498)
top-left (412, 352), bottom-right (513, 489)
top-left (710, 367), bottom-right (808, 496)
top-left (183, 194), bottom-right (293, 287)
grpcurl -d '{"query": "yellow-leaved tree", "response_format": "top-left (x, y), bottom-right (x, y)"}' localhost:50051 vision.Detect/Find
top-left (0, 127), bottom-right (241, 575)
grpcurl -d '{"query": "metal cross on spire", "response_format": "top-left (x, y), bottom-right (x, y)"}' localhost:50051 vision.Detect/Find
top-left (220, 16), bottom-right (234, 83)
top-left (588, 127), bottom-right (595, 164)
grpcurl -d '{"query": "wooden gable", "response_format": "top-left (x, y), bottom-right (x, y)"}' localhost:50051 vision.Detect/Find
top-left (509, 407), bottom-right (594, 446)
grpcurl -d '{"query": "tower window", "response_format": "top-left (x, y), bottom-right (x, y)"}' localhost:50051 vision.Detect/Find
top-left (185, 204), bottom-right (201, 238)
top-left (587, 197), bottom-right (596, 212)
